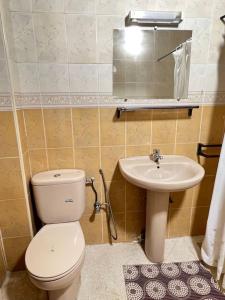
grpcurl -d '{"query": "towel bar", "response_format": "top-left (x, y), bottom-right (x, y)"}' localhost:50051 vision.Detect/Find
top-left (116, 105), bottom-right (199, 118)
top-left (197, 143), bottom-right (222, 158)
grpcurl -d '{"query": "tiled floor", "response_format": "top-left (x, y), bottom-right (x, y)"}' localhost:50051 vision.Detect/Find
top-left (0, 236), bottom-right (203, 300)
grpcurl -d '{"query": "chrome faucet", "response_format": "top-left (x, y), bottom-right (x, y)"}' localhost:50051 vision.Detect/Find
top-left (150, 149), bottom-right (163, 165)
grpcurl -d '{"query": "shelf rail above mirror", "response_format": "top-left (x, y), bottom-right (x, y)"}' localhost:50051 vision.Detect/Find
top-left (116, 104), bottom-right (199, 118)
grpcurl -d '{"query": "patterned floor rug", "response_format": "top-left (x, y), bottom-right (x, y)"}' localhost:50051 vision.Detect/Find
top-left (123, 261), bottom-right (225, 299)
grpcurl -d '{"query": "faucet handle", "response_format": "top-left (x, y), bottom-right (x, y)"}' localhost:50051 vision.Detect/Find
top-left (153, 148), bottom-right (163, 160)
top-left (153, 148), bottom-right (160, 155)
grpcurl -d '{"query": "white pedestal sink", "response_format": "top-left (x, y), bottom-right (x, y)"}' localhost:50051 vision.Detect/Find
top-left (119, 155), bottom-right (205, 263)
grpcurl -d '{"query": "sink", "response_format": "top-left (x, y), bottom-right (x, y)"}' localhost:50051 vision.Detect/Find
top-left (119, 155), bottom-right (205, 192)
top-left (119, 155), bottom-right (205, 263)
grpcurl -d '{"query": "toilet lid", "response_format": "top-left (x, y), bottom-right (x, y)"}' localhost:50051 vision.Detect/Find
top-left (25, 222), bottom-right (85, 279)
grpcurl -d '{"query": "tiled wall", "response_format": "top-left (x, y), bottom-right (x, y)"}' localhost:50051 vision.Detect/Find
top-left (0, 3), bottom-right (32, 275)
top-left (17, 105), bottom-right (225, 244)
top-left (0, 110), bottom-right (31, 271)
top-left (0, 0), bottom-right (224, 98)
top-left (0, 0), bottom-right (224, 272)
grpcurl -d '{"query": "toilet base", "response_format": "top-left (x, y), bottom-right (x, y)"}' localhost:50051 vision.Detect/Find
top-left (48, 275), bottom-right (81, 300)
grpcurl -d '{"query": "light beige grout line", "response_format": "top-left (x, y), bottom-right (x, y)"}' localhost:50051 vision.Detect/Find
top-left (0, 229), bottom-right (7, 270)
top-left (31, 6), bottom-right (40, 95)
top-left (65, 10), bottom-right (75, 168)
top-left (32, 8), bottom-right (49, 175)
top-left (29, 146), bottom-right (74, 151)
top-left (41, 108), bottom-right (49, 170)
top-left (174, 110), bottom-right (179, 154)
top-left (64, 7), bottom-right (71, 94)
top-left (22, 110), bottom-right (32, 178)
top-left (97, 107), bottom-right (105, 243)
top-left (191, 205), bottom-right (211, 209)
top-left (0, 197), bottom-right (26, 202)
top-left (70, 108), bottom-right (76, 168)
top-left (206, 1), bottom-right (216, 66)
top-left (21, 109), bottom-right (28, 138)
top-left (98, 107), bottom-right (102, 171)
top-left (149, 110), bottom-right (153, 153)
top-left (222, 113), bottom-right (225, 139)
top-left (124, 111), bottom-right (127, 157)
top-left (2, 235), bottom-right (31, 240)
top-left (27, 148), bottom-right (33, 177)
top-left (188, 206), bottom-right (193, 237)
top-left (0, 156), bottom-right (19, 159)
top-left (124, 111), bottom-right (127, 241)
top-left (198, 105), bottom-right (204, 142)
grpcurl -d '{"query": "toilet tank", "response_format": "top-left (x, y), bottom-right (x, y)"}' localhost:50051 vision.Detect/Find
top-left (31, 169), bottom-right (86, 224)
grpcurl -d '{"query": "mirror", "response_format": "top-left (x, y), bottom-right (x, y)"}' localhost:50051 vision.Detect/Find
top-left (113, 29), bottom-right (192, 99)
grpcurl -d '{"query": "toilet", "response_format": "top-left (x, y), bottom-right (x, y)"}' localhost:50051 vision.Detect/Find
top-left (25, 169), bottom-right (86, 300)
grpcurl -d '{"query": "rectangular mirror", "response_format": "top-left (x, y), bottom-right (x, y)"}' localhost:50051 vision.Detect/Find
top-left (113, 29), bottom-right (192, 99)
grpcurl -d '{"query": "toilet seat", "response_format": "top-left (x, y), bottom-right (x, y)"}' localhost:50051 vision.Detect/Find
top-left (25, 222), bottom-right (85, 281)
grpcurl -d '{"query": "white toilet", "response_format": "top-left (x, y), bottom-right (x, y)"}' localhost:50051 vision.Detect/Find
top-left (25, 169), bottom-right (86, 300)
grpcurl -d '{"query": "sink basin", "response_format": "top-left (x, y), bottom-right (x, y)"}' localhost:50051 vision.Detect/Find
top-left (119, 155), bottom-right (205, 263)
top-left (119, 155), bottom-right (205, 192)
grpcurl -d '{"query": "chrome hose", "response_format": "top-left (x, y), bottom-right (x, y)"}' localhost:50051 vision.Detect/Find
top-left (99, 169), bottom-right (118, 241)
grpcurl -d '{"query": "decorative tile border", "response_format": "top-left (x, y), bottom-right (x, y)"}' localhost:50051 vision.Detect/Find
top-left (14, 94), bottom-right (41, 108)
top-left (0, 94), bottom-right (12, 110)
top-left (1, 92), bottom-right (225, 111)
top-left (203, 92), bottom-right (225, 104)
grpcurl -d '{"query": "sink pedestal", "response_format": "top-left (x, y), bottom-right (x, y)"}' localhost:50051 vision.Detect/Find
top-left (145, 191), bottom-right (169, 263)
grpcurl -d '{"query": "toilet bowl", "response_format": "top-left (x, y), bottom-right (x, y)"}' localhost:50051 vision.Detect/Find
top-left (26, 222), bottom-right (85, 300)
top-left (25, 169), bottom-right (86, 300)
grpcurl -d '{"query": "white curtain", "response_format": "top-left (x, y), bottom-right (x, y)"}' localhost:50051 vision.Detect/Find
top-left (201, 134), bottom-right (225, 286)
top-left (173, 40), bottom-right (191, 99)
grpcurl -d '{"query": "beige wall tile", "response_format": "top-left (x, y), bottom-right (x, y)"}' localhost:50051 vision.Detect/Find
top-left (75, 147), bottom-right (100, 179)
top-left (200, 106), bottom-right (225, 144)
top-left (168, 207), bottom-right (192, 237)
top-left (73, 108), bottom-right (99, 147)
top-left (24, 109), bottom-right (45, 149)
top-left (106, 180), bottom-right (125, 213)
top-left (0, 158), bottom-right (24, 200)
top-left (0, 199), bottom-right (30, 238)
top-left (0, 111), bottom-right (18, 157)
top-left (126, 145), bottom-right (150, 157)
top-left (3, 236), bottom-right (30, 271)
top-left (126, 182), bottom-right (146, 212)
top-left (152, 111), bottom-right (177, 144)
top-left (126, 211), bottom-right (145, 242)
top-left (199, 155), bottom-right (220, 176)
top-left (170, 188), bottom-right (194, 210)
top-left (176, 108), bottom-right (202, 143)
top-left (43, 109), bottom-right (73, 148)
top-left (151, 144), bottom-right (175, 155)
top-left (80, 214), bottom-right (102, 244)
top-left (190, 206), bottom-right (209, 236)
top-left (22, 151), bottom-right (31, 188)
top-left (101, 146), bottom-right (125, 181)
top-left (103, 212), bottom-right (125, 243)
top-left (17, 110), bottom-right (28, 154)
top-left (126, 111), bottom-right (151, 146)
top-left (175, 143), bottom-right (198, 161)
top-left (192, 176), bottom-right (215, 207)
top-left (48, 148), bottom-right (74, 170)
top-left (100, 108), bottom-right (125, 146)
top-left (29, 149), bottom-right (48, 175)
